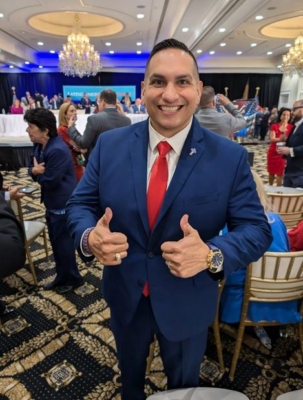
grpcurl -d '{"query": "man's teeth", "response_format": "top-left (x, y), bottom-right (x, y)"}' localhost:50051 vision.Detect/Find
top-left (160, 106), bottom-right (180, 112)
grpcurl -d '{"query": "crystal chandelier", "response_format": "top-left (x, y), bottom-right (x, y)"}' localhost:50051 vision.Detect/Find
top-left (59, 14), bottom-right (101, 78)
top-left (281, 35), bottom-right (303, 77)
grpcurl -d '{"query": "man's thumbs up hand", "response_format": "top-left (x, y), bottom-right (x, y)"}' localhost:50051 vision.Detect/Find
top-left (161, 214), bottom-right (210, 278)
top-left (88, 207), bottom-right (129, 265)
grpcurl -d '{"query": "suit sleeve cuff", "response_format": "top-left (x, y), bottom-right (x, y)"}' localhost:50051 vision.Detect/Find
top-left (290, 148), bottom-right (295, 157)
top-left (80, 227), bottom-right (94, 257)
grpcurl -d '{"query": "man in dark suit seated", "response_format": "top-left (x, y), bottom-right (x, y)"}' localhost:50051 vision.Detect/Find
top-left (131, 98), bottom-right (146, 114)
top-left (67, 89), bottom-right (131, 161)
top-left (0, 189), bottom-right (26, 319)
top-left (277, 99), bottom-right (303, 188)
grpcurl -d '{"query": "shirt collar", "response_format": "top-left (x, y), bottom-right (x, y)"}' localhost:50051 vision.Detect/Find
top-left (148, 117), bottom-right (193, 156)
top-left (295, 118), bottom-right (303, 129)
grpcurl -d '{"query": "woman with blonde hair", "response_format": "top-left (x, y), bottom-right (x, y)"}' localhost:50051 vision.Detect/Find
top-left (58, 103), bottom-right (86, 181)
top-left (220, 170), bottom-right (301, 349)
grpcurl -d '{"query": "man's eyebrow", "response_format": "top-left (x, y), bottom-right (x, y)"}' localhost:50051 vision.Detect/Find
top-left (148, 73), bottom-right (193, 80)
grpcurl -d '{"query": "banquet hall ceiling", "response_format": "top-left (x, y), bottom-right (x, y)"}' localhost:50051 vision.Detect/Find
top-left (0, 0), bottom-right (302, 74)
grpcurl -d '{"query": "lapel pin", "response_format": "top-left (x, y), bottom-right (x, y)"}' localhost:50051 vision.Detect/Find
top-left (189, 148), bottom-right (196, 156)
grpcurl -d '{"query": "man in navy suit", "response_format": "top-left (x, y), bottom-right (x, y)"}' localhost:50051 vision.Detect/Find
top-left (66, 39), bottom-right (272, 399)
top-left (277, 99), bottom-right (303, 188)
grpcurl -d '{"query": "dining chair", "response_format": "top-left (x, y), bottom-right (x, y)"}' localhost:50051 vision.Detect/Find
top-left (146, 387), bottom-right (249, 399)
top-left (146, 280), bottom-right (225, 375)
top-left (9, 198), bottom-right (49, 285)
top-left (267, 192), bottom-right (303, 229)
top-left (229, 251), bottom-right (303, 381)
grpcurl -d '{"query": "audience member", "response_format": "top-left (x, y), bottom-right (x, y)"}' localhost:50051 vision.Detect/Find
top-left (288, 220), bottom-right (303, 251)
top-left (195, 87), bottom-right (246, 137)
top-left (81, 93), bottom-right (91, 114)
top-left (67, 89), bottom-right (131, 160)
top-left (28, 97), bottom-right (36, 109)
top-left (267, 108), bottom-right (293, 186)
top-left (34, 91), bottom-right (44, 108)
top-left (25, 108), bottom-right (83, 294)
top-left (66, 38), bottom-right (271, 399)
top-left (121, 92), bottom-right (132, 108)
top-left (277, 99), bottom-right (303, 188)
top-left (0, 194), bottom-right (26, 321)
top-left (42, 94), bottom-right (50, 109)
top-left (21, 91), bottom-right (31, 107)
top-left (220, 170), bottom-right (299, 350)
top-left (10, 99), bottom-right (24, 114)
top-left (259, 107), bottom-right (270, 141)
top-left (254, 106), bottom-right (264, 138)
top-left (49, 95), bottom-right (63, 110)
top-left (131, 98), bottom-right (146, 114)
top-left (58, 103), bottom-right (86, 181)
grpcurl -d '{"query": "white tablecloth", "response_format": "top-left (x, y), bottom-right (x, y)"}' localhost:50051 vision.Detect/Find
top-left (265, 185), bottom-right (303, 194)
top-left (0, 113), bottom-right (148, 138)
top-left (147, 388), bottom-right (249, 400)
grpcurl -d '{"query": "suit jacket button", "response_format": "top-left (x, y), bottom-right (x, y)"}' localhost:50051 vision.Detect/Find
top-left (147, 251), bottom-right (154, 258)
top-left (137, 280), bottom-right (144, 288)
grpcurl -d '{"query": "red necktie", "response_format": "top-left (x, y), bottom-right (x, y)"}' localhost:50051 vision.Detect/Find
top-left (143, 141), bottom-right (172, 296)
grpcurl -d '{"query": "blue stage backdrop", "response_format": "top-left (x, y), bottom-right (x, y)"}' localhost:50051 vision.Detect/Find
top-left (63, 85), bottom-right (136, 102)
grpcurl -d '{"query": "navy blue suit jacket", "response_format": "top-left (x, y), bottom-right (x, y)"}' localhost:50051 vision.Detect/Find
top-left (66, 117), bottom-right (272, 341)
top-left (132, 104), bottom-right (147, 114)
top-left (285, 122), bottom-right (303, 175)
top-left (28, 135), bottom-right (77, 210)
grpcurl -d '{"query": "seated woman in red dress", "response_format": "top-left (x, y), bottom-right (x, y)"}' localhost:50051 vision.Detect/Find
top-left (58, 103), bottom-right (86, 182)
top-left (267, 107), bottom-right (293, 186)
top-left (10, 99), bottom-right (24, 114)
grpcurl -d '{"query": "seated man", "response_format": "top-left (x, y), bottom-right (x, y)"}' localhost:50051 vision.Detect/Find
top-left (0, 193), bottom-right (26, 319)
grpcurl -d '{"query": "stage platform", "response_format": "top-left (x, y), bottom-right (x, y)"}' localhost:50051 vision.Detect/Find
top-left (0, 136), bottom-right (33, 172)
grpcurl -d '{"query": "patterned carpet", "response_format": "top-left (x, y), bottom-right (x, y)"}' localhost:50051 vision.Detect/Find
top-left (1, 141), bottom-right (303, 400)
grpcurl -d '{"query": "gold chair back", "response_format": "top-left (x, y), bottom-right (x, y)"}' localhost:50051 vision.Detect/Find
top-left (267, 193), bottom-right (303, 229)
top-left (229, 251), bottom-right (303, 381)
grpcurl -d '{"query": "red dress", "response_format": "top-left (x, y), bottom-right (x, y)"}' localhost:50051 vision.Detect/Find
top-left (57, 125), bottom-right (84, 182)
top-left (267, 123), bottom-right (293, 175)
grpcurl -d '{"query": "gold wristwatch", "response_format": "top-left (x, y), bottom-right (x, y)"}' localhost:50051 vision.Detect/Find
top-left (207, 244), bottom-right (224, 273)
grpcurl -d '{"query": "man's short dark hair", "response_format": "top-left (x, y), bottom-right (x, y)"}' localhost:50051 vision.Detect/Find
top-left (100, 89), bottom-right (117, 105)
top-left (199, 86), bottom-right (215, 107)
top-left (145, 38), bottom-right (199, 79)
top-left (24, 108), bottom-right (58, 137)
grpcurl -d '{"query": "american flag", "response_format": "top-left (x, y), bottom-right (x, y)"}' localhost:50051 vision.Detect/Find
top-left (236, 95), bottom-right (258, 137)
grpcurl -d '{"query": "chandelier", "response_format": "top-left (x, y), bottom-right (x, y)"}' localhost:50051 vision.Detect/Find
top-left (59, 14), bottom-right (101, 78)
top-left (281, 35), bottom-right (303, 77)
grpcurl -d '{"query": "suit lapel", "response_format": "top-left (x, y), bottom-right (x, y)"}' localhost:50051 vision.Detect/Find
top-left (129, 120), bottom-right (150, 238)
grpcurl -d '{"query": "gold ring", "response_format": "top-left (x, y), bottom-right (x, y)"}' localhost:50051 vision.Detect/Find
top-left (115, 253), bottom-right (121, 262)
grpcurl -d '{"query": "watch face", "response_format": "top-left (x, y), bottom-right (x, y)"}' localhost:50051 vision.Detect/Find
top-left (212, 251), bottom-right (224, 267)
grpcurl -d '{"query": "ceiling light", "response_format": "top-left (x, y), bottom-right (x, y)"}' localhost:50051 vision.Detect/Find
top-left (285, 43), bottom-right (291, 47)
top-left (0, 14), bottom-right (4, 18)
top-left (196, 49), bottom-right (202, 53)
top-left (182, 28), bottom-right (189, 32)
top-left (136, 51), bottom-right (141, 54)
top-left (136, 42), bottom-right (142, 46)
top-left (267, 51), bottom-right (273, 55)
top-left (220, 43), bottom-right (226, 47)
top-left (9, 65), bottom-right (14, 68)
top-left (209, 51), bottom-right (215, 55)
top-left (109, 50), bottom-right (115, 54)
top-left (59, 13), bottom-right (101, 78)
top-left (219, 28), bottom-right (226, 33)
top-left (25, 61), bottom-right (30, 64)
top-left (37, 42), bottom-right (44, 46)
top-left (105, 42), bottom-right (111, 46)
top-left (281, 35), bottom-right (303, 77)
top-left (277, 65), bottom-right (282, 68)
top-left (237, 51), bottom-right (242, 55)
top-left (39, 66), bottom-right (43, 68)
top-left (136, 14), bottom-right (145, 19)
top-left (50, 50), bottom-right (55, 54)
top-left (255, 15), bottom-right (263, 20)
top-left (251, 43), bottom-right (257, 47)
